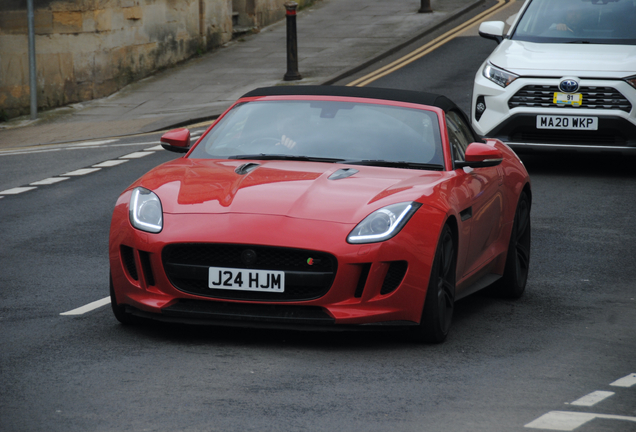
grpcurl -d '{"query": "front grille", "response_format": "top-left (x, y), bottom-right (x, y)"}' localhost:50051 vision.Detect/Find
top-left (162, 244), bottom-right (337, 301)
top-left (509, 85), bottom-right (632, 112)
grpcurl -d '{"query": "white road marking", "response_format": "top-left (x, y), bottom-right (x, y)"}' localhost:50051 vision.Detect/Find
top-left (0, 148), bottom-right (63, 156)
top-left (611, 373), bottom-right (636, 388)
top-left (60, 297), bottom-right (111, 316)
top-left (525, 411), bottom-right (636, 431)
top-left (66, 139), bottom-right (119, 147)
top-left (93, 160), bottom-right (129, 167)
top-left (569, 391), bottom-right (614, 406)
top-left (0, 186), bottom-right (37, 195)
top-left (0, 141), bottom-right (156, 157)
top-left (62, 168), bottom-right (102, 176)
top-left (121, 151), bottom-right (153, 159)
top-left (30, 177), bottom-right (70, 185)
top-left (108, 141), bottom-right (161, 147)
top-left (144, 145), bottom-right (164, 151)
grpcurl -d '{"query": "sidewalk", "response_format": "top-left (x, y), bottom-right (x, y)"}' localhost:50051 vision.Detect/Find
top-left (0, 0), bottom-right (482, 149)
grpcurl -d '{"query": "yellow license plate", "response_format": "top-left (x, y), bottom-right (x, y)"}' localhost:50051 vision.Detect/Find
top-left (553, 92), bottom-right (582, 107)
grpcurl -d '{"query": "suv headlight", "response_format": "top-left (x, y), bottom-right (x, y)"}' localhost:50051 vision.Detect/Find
top-left (483, 63), bottom-right (519, 88)
top-left (347, 202), bottom-right (421, 244)
top-left (625, 75), bottom-right (636, 90)
top-left (129, 187), bottom-right (163, 233)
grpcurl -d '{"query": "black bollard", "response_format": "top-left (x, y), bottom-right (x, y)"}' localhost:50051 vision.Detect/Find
top-left (419, 0), bottom-right (433, 13)
top-left (283, 1), bottom-right (302, 81)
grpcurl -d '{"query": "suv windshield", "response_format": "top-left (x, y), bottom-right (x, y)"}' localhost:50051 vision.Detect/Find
top-left (512, 0), bottom-right (636, 44)
top-left (189, 100), bottom-right (444, 167)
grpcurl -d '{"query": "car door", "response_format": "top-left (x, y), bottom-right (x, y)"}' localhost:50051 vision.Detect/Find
top-left (446, 111), bottom-right (504, 284)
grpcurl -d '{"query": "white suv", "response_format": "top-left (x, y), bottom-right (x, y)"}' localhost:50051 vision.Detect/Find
top-left (472, 0), bottom-right (636, 154)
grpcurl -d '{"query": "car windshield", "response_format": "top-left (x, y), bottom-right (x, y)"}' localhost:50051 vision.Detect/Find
top-left (511, 0), bottom-right (636, 44)
top-left (189, 100), bottom-right (444, 167)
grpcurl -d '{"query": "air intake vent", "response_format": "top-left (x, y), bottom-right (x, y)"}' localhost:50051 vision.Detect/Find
top-left (139, 251), bottom-right (155, 286)
top-left (380, 261), bottom-right (408, 295)
top-left (235, 163), bottom-right (260, 175)
top-left (329, 168), bottom-right (358, 180)
top-left (354, 263), bottom-right (371, 298)
top-left (120, 245), bottom-right (138, 281)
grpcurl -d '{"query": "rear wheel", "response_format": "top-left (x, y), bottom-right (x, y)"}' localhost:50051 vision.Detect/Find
top-left (411, 225), bottom-right (456, 343)
top-left (110, 274), bottom-right (135, 325)
top-left (492, 191), bottom-right (531, 298)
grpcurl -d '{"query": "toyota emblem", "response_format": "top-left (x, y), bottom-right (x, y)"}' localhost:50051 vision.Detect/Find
top-left (559, 79), bottom-right (579, 93)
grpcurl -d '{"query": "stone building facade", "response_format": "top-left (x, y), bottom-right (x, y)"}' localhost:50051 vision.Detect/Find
top-left (0, 0), bottom-right (313, 120)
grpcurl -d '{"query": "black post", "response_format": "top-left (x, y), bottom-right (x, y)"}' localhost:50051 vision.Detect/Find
top-left (283, 1), bottom-right (302, 81)
top-left (27, 0), bottom-right (37, 119)
top-left (419, 0), bottom-right (433, 13)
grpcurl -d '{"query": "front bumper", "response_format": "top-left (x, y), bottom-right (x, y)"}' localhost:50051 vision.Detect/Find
top-left (109, 204), bottom-right (445, 328)
top-left (472, 71), bottom-right (636, 154)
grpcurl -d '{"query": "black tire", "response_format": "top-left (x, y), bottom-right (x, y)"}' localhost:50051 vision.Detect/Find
top-left (411, 224), bottom-right (456, 343)
top-left (110, 274), bottom-right (135, 325)
top-left (492, 191), bottom-right (531, 298)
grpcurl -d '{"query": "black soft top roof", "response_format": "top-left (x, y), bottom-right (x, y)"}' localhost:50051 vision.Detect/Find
top-left (241, 85), bottom-right (460, 113)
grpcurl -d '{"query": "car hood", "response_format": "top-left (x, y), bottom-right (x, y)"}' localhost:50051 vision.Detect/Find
top-left (138, 159), bottom-right (447, 224)
top-left (488, 40), bottom-right (636, 77)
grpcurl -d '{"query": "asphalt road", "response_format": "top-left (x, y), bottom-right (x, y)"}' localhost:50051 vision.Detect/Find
top-left (1, 7), bottom-right (635, 432)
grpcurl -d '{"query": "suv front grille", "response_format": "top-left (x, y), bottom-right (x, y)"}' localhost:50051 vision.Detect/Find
top-left (162, 244), bottom-right (337, 301)
top-left (509, 85), bottom-right (632, 112)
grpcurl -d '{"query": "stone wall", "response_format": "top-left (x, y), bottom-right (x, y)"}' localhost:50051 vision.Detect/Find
top-left (0, 0), bottom-right (235, 119)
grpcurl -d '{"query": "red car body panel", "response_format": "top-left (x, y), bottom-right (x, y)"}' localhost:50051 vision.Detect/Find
top-left (109, 89), bottom-right (530, 330)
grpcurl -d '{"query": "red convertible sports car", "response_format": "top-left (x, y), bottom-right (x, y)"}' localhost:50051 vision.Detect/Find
top-left (109, 86), bottom-right (531, 342)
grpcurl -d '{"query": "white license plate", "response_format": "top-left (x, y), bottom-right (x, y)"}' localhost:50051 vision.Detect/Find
top-left (536, 115), bottom-right (598, 130)
top-left (208, 267), bottom-right (285, 292)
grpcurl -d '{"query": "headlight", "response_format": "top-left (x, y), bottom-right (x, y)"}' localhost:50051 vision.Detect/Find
top-left (129, 187), bottom-right (163, 233)
top-left (483, 63), bottom-right (518, 88)
top-left (625, 75), bottom-right (636, 90)
top-left (347, 202), bottom-right (421, 244)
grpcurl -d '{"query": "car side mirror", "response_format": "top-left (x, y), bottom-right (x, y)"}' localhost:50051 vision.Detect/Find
top-left (160, 128), bottom-right (191, 153)
top-left (455, 142), bottom-right (503, 169)
top-left (479, 21), bottom-right (505, 44)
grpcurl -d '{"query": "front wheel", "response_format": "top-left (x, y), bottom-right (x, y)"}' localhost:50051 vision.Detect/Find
top-left (492, 191), bottom-right (531, 298)
top-left (411, 224), bottom-right (456, 343)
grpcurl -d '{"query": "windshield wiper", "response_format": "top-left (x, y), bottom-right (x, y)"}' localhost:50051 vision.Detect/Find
top-left (338, 160), bottom-right (444, 170)
top-left (228, 154), bottom-right (346, 163)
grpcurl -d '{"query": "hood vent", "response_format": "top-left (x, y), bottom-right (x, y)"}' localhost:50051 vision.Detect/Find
top-left (328, 168), bottom-right (358, 180)
top-left (235, 162), bottom-right (260, 175)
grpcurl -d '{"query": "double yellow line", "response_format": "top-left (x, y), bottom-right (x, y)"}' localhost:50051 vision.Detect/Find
top-left (347, 0), bottom-right (515, 87)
